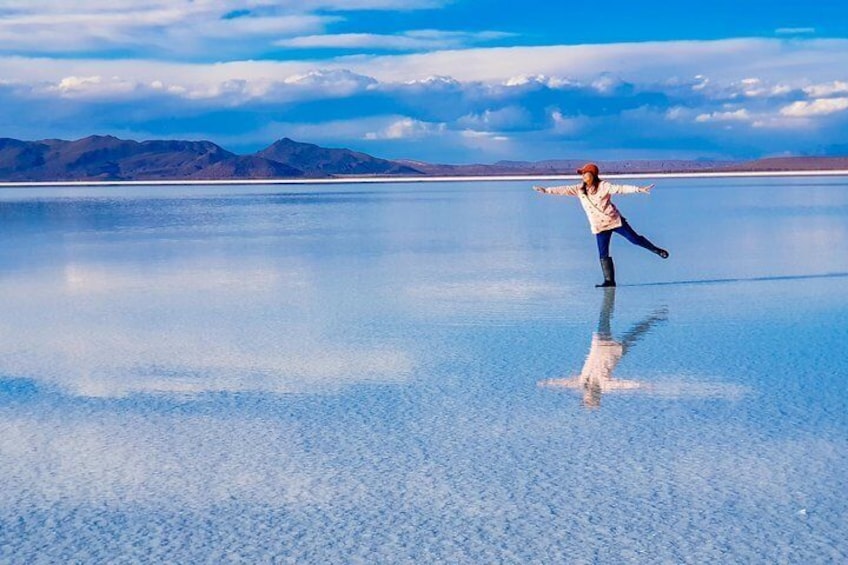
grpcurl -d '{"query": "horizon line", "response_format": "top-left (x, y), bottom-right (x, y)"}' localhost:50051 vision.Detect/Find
top-left (1, 169), bottom-right (848, 188)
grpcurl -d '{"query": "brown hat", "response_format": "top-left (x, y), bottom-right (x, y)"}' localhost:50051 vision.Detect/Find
top-left (577, 163), bottom-right (599, 176)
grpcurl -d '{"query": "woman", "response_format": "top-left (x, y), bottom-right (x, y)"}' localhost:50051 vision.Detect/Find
top-left (533, 162), bottom-right (668, 287)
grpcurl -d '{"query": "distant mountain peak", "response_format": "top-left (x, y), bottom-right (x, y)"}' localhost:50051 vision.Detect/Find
top-left (256, 137), bottom-right (423, 177)
top-left (270, 137), bottom-right (301, 145)
top-left (0, 135), bottom-right (304, 181)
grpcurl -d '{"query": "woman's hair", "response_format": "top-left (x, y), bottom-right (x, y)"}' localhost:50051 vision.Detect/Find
top-left (580, 172), bottom-right (601, 193)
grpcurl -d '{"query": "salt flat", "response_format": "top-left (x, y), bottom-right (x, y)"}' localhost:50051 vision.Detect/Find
top-left (1, 176), bottom-right (846, 562)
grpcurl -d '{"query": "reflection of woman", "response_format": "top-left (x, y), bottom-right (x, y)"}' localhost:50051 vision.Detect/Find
top-left (533, 162), bottom-right (668, 287)
top-left (539, 288), bottom-right (667, 408)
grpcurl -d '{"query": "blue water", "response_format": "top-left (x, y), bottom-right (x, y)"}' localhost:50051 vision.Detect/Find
top-left (1, 177), bottom-right (847, 562)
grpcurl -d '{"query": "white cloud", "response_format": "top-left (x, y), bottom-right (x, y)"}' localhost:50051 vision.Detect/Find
top-left (504, 74), bottom-right (544, 87)
top-left (45, 75), bottom-right (142, 99)
top-left (297, 0), bottom-right (446, 7)
top-left (736, 77), bottom-right (794, 98)
top-left (214, 14), bottom-right (334, 36)
top-left (18, 66), bottom-right (379, 104)
top-left (365, 117), bottom-right (445, 140)
top-left (3, 38), bottom-right (848, 98)
top-left (281, 69), bottom-right (378, 93)
top-left (691, 74), bottom-right (710, 91)
top-left (0, 5), bottom-right (332, 55)
top-left (502, 74), bottom-right (579, 91)
top-left (333, 38), bottom-right (848, 85)
top-left (780, 97), bottom-right (848, 117)
top-left (457, 106), bottom-right (532, 130)
top-left (456, 129), bottom-right (513, 156)
top-left (0, 1), bottom-right (448, 58)
top-left (591, 75), bottom-right (626, 94)
top-left (775, 27), bottom-right (816, 35)
top-left (695, 109), bottom-right (752, 123)
top-left (750, 116), bottom-right (811, 129)
top-left (802, 80), bottom-right (848, 97)
top-left (550, 109), bottom-right (586, 134)
top-left (403, 75), bottom-right (462, 87)
top-left (461, 129), bottom-right (501, 139)
top-left (740, 77), bottom-right (764, 97)
top-left (664, 106), bottom-right (690, 121)
top-left (276, 30), bottom-right (512, 51)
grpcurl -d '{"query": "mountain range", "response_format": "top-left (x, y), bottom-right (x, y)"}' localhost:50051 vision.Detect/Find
top-left (1, 135), bottom-right (847, 182)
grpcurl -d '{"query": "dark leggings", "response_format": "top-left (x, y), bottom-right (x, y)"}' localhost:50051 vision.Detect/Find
top-left (595, 217), bottom-right (660, 259)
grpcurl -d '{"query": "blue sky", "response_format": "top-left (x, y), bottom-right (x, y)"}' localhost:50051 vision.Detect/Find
top-left (1, 1), bottom-right (847, 163)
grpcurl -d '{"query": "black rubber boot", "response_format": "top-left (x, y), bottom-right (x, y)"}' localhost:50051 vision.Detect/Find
top-left (595, 257), bottom-right (616, 287)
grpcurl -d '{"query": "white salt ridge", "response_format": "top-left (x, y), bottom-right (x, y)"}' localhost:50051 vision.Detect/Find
top-left (1, 169), bottom-right (848, 189)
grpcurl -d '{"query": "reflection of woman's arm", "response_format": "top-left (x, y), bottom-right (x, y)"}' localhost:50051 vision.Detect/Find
top-left (538, 376), bottom-right (583, 389)
top-left (619, 307), bottom-right (668, 355)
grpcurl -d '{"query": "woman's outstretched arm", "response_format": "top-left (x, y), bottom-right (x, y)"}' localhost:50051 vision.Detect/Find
top-left (533, 184), bottom-right (582, 196)
top-left (605, 182), bottom-right (655, 195)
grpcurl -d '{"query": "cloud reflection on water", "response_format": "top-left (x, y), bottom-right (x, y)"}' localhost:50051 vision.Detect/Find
top-left (0, 259), bottom-right (412, 398)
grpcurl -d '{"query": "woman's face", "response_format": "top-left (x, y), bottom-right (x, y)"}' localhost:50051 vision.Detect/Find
top-left (582, 171), bottom-right (596, 185)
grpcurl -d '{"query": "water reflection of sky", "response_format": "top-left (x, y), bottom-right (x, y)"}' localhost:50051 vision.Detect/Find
top-left (0, 258), bottom-right (412, 397)
top-left (1, 179), bottom-right (847, 561)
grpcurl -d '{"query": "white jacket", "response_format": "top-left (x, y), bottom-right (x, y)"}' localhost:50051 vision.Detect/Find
top-left (538, 180), bottom-right (645, 234)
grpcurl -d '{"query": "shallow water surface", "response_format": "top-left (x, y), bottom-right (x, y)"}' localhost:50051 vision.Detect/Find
top-left (1, 177), bottom-right (847, 561)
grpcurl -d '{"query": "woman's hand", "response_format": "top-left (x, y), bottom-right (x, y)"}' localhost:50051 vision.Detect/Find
top-left (532, 185), bottom-right (547, 193)
top-left (638, 184), bottom-right (655, 193)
